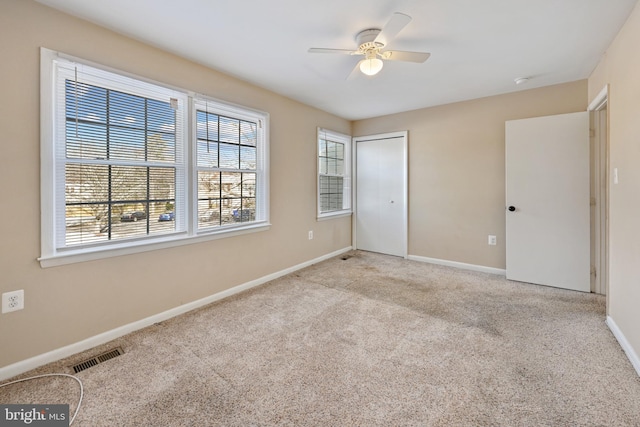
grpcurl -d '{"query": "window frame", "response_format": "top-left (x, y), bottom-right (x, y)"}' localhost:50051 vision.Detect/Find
top-left (317, 128), bottom-right (352, 219)
top-left (39, 48), bottom-right (270, 267)
top-left (192, 96), bottom-right (269, 234)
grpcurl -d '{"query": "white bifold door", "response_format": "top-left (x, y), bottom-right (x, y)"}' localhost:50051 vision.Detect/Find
top-left (354, 132), bottom-right (407, 258)
top-left (505, 112), bottom-right (590, 292)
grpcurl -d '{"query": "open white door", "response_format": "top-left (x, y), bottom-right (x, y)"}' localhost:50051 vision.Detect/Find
top-left (354, 132), bottom-right (407, 258)
top-left (505, 112), bottom-right (590, 292)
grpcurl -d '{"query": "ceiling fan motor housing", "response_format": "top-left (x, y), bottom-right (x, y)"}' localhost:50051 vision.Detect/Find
top-left (355, 29), bottom-right (384, 53)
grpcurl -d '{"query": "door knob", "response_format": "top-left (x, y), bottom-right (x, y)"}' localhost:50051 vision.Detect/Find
top-left (508, 206), bottom-right (516, 212)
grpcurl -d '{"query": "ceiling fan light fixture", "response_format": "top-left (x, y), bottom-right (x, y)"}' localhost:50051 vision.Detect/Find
top-left (308, 12), bottom-right (430, 79)
top-left (360, 57), bottom-right (383, 76)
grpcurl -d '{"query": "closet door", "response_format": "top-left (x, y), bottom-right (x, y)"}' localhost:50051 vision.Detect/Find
top-left (355, 132), bottom-right (407, 257)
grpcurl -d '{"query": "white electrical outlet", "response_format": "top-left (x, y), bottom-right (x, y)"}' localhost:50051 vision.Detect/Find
top-left (488, 235), bottom-right (497, 246)
top-left (2, 290), bottom-right (24, 313)
top-left (308, 230), bottom-right (313, 240)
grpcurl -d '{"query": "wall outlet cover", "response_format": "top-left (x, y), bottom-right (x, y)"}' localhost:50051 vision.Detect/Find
top-left (2, 290), bottom-right (24, 313)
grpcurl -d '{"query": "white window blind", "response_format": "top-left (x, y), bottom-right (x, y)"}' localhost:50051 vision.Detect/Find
top-left (53, 57), bottom-right (187, 249)
top-left (318, 128), bottom-right (351, 217)
top-left (194, 98), bottom-right (268, 231)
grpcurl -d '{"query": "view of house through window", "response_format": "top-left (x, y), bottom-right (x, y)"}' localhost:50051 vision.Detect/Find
top-left (317, 128), bottom-right (351, 217)
top-left (196, 108), bottom-right (258, 229)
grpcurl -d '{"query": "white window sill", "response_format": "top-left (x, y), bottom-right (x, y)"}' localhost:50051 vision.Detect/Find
top-left (39, 222), bottom-right (271, 268)
top-left (317, 211), bottom-right (352, 221)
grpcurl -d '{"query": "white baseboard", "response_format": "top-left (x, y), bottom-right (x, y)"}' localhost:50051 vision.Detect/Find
top-left (0, 247), bottom-right (352, 381)
top-left (407, 255), bottom-right (506, 276)
top-left (606, 316), bottom-right (640, 377)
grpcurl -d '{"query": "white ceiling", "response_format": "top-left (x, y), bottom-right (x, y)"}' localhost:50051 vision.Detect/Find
top-left (37, 0), bottom-right (637, 120)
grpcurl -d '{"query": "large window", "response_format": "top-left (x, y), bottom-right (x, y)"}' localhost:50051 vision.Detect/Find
top-left (317, 128), bottom-right (351, 218)
top-left (40, 49), bottom-right (269, 266)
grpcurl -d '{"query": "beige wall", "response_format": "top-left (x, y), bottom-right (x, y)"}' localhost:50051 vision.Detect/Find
top-left (0, 1), bottom-right (351, 368)
top-left (353, 81), bottom-right (587, 269)
top-left (588, 1), bottom-right (640, 366)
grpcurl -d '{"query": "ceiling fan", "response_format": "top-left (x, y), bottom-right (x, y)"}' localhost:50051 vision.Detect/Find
top-left (308, 12), bottom-right (431, 77)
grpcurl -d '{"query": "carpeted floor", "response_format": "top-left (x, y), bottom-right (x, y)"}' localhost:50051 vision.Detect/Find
top-left (2, 250), bottom-right (640, 426)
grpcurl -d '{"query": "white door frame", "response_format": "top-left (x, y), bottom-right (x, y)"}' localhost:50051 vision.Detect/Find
top-left (352, 131), bottom-right (408, 258)
top-left (588, 85), bottom-right (609, 298)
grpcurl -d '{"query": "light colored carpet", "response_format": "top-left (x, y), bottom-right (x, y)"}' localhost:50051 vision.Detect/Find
top-left (2, 250), bottom-right (640, 426)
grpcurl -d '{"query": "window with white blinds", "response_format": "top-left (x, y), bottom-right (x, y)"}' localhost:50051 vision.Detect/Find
top-left (40, 49), bottom-right (269, 266)
top-left (317, 128), bottom-right (352, 218)
top-left (56, 62), bottom-right (186, 248)
top-left (194, 99), bottom-right (267, 231)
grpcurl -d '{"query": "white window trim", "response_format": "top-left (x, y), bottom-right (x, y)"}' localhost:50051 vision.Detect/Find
top-left (192, 96), bottom-right (269, 235)
top-left (39, 48), bottom-right (270, 268)
top-left (317, 128), bottom-right (352, 219)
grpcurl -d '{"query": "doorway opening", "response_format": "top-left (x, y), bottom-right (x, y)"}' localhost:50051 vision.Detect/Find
top-left (589, 86), bottom-right (609, 298)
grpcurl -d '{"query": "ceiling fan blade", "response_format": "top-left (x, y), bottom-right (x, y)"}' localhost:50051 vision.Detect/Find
top-left (308, 48), bottom-right (359, 55)
top-left (381, 50), bottom-right (431, 63)
top-left (374, 12), bottom-right (412, 47)
top-left (346, 61), bottom-right (362, 80)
